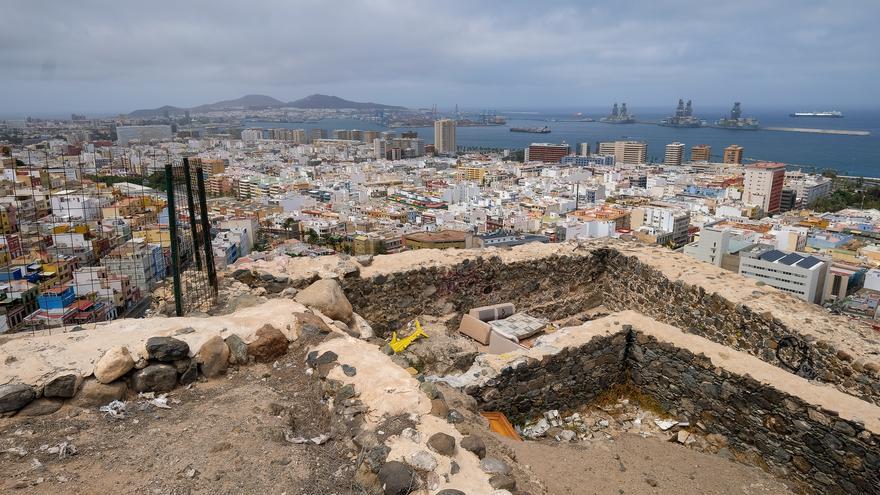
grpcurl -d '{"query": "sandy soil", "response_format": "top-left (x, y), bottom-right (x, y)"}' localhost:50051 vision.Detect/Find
top-left (0, 331), bottom-right (360, 495)
top-left (509, 434), bottom-right (794, 495)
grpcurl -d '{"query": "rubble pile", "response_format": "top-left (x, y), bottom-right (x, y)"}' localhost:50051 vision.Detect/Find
top-left (519, 398), bottom-right (733, 456)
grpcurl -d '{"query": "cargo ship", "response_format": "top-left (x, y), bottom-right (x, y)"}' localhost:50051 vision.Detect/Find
top-left (600, 102), bottom-right (636, 124)
top-left (712, 102), bottom-right (759, 130)
top-left (789, 111), bottom-right (843, 118)
top-left (658, 99), bottom-right (704, 128)
top-left (510, 126), bottom-right (551, 133)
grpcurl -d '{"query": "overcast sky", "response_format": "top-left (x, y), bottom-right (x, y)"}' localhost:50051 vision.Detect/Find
top-left (1, 0), bottom-right (878, 115)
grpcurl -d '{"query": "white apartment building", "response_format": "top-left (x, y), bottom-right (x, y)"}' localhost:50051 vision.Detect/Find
top-left (434, 119), bottom-right (457, 154)
top-left (598, 141), bottom-right (647, 165)
top-left (664, 142), bottom-right (685, 166)
top-left (631, 205), bottom-right (691, 246)
top-left (739, 247), bottom-right (829, 304)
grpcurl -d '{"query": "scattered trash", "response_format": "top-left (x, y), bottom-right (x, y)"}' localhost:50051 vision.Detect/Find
top-left (654, 419), bottom-right (678, 431)
top-left (99, 400), bottom-right (127, 419)
top-left (522, 418), bottom-right (551, 439)
top-left (285, 432), bottom-right (331, 445)
top-left (389, 319), bottom-right (428, 353)
top-left (544, 409), bottom-right (562, 427)
top-left (47, 442), bottom-right (77, 459)
top-left (31, 458), bottom-right (45, 471)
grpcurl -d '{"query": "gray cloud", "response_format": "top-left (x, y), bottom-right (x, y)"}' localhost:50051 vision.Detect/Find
top-left (0, 0), bottom-right (877, 114)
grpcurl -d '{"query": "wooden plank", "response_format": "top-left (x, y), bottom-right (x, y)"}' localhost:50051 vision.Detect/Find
top-left (481, 411), bottom-right (522, 441)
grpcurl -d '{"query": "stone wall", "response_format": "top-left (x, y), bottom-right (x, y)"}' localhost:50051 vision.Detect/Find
top-left (470, 332), bottom-right (627, 424)
top-left (341, 252), bottom-right (609, 338)
top-left (465, 325), bottom-right (880, 494)
top-left (236, 242), bottom-right (880, 405)
top-left (630, 332), bottom-right (880, 495)
top-left (599, 249), bottom-right (880, 405)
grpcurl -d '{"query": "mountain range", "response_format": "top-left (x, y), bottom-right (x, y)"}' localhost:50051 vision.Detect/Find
top-left (128, 94), bottom-right (404, 118)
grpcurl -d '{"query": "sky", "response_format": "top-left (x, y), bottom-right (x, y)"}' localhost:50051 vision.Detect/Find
top-left (1, 0), bottom-right (878, 116)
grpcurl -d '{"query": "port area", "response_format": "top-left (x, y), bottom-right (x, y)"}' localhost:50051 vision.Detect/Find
top-left (764, 127), bottom-right (870, 136)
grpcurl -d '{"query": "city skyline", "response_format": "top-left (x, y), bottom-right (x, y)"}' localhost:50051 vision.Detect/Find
top-left (2, 0), bottom-right (879, 114)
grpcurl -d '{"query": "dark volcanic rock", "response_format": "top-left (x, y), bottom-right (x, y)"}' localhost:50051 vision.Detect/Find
top-left (0, 383), bottom-right (36, 413)
top-left (145, 337), bottom-right (190, 361)
top-left (377, 461), bottom-right (416, 495)
top-left (132, 364), bottom-right (178, 393)
top-left (43, 373), bottom-right (80, 398)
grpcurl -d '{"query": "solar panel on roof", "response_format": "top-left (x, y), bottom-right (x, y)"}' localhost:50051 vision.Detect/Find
top-left (778, 253), bottom-right (804, 266)
top-left (797, 256), bottom-right (822, 269)
top-left (759, 249), bottom-right (786, 262)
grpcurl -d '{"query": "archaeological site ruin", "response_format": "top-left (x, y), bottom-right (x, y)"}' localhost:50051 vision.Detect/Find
top-left (1, 239), bottom-right (879, 494)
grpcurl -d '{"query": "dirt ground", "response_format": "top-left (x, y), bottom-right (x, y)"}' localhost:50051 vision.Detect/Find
top-left (508, 434), bottom-right (794, 495)
top-left (0, 332), bottom-right (361, 495)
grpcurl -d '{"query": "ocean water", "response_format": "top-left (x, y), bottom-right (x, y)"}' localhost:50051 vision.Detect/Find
top-left (245, 107), bottom-right (880, 176)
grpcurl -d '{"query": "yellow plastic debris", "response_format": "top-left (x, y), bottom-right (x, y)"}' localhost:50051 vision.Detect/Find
top-left (390, 319), bottom-right (428, 353)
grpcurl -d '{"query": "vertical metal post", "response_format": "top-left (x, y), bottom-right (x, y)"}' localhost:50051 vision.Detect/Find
top-left (182, 158), bottom-right (202, 270)
top-left (195, 165), bottom-right (218, 296)
top-left (164, 164), bottom-right (184, 316)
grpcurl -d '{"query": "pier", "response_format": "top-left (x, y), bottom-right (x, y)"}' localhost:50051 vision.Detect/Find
top-left (763, 127), bottom-right (870, 136)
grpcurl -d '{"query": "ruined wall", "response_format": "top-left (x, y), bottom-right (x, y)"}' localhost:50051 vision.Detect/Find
top-left (630, 332), bottom-right (880, 495)
top-left (470, 332), bottom-right (627, 424)
top-left (600, 249), bottom-right (880, 405)
top-left (341, 252), bottom-right (610, 338)
top-left (466, 326), bottom-right (880, 494)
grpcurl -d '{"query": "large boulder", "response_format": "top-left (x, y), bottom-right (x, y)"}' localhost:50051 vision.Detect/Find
top-left (131, 364), bottom-right (178, 393)
top-left (74, 379), bottom-right (127, 406)
top-left (43, 373), bottom-right (81, 398)
top-left (196, 335), bottom-right (229, 378)
top-left (94, 346), bottom-right (135, 384)
top-left (145, 337), bottom-right (190, 362)
top-left (247, 325), bottom-right (288, 363)
top-left (294, 279), bottom-right (353, 323)
top-left (0, 383), bottom-right (36, 413)
top-left (377, 461), bottom-right (416, 495)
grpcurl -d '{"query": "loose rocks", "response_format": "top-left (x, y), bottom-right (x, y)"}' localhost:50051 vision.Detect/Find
top-left (407, 450), bottom-right (438, 472)
top-left (480, 457), bottom-right (511, 475)
top-left (94, 346), bottom-right (135, 384)
top-left (0, 383), bottom-right (36, 413)
top-left (294, 279), bottom-right (353, 323)
top-left (377, 461), bottom-right (416, 495)
top-left (427, 432), bottom-right (456, 456)
top-left (145, 337), bottom-right (190, 362)
top-left (132, 364), bottom-right (178, 393)
top-left (460, 435), bottom-right (486, 459)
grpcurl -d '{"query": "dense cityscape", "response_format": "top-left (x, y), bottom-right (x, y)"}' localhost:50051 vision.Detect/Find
top-left (0, 99), bottom-right (877, 334)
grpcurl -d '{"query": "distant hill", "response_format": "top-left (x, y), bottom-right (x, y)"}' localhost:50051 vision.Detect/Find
top-left (128, 105), bottom-right (188, 118)
top-left (190, 94), bottom-right (285, 113)
top-left (286, 94), bottom-right (404, 110)
top-left (128, 93), bottom-right (402, 117)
